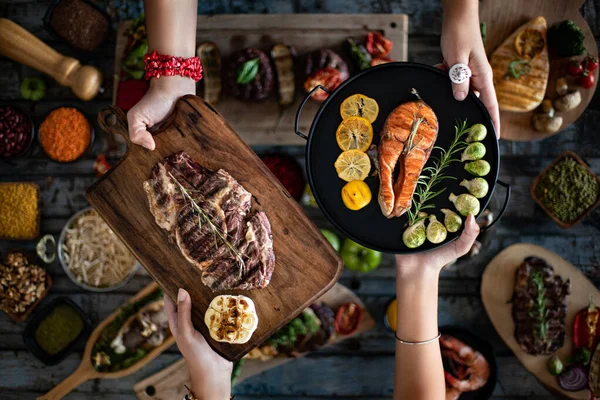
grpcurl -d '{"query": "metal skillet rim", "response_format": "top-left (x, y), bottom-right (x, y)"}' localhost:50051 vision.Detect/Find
top-left (304, 62), bottom-right (500, 254)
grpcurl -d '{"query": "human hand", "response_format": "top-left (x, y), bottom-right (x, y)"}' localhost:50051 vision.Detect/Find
top-left (126, 76), bottom-right (196, 150)
top-left (439, 3), bottom-right (500, 137)
top-left (165, 288), bottom-right (232, 400)
top-left (395, 214), bottom-right (480, 277)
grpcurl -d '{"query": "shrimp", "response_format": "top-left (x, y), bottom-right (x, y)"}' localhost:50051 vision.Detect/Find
top-left (440, 335), bottom-right (490, 392)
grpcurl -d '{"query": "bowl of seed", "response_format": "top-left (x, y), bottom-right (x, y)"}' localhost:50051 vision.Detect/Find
top-left (531, 151), bottom-right (600, 228)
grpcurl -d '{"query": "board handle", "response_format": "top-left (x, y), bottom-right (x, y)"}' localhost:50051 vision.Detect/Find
top-left (37, 362), bottom-right (95, 400)
top-left (98, 106), bottom-right (131, 144)
top-left (481, 180), bottom-right (511, 232)
top-left (294, 85), bottom-right (330, 140)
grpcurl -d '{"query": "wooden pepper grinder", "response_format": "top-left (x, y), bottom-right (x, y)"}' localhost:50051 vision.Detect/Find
top-left (0, 18), bottom-right (102, 101)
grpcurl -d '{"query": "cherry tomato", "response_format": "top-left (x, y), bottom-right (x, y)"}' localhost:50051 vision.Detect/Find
top-left (582, 55), bottom-right (599, 72)
top-left (303, 67), bottom-right (342, 102)
top-left (366, 31), bottom-right (393, 58)
top-left (579, 71), bottom-right (596, 89)
top-left (567, 60), bottom-right (583, 76)
top-left (371, 56), bottom-right (393, 66)
top-left (334, 302), bottom-right (363, 335)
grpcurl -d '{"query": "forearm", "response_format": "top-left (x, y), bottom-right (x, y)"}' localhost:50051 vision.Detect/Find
top-left (393, 260), bottom-right (444, 400)
top-left (442, 0), bottom-right (478, 23)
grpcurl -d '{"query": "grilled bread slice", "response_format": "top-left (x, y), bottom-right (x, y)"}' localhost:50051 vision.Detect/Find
top-left (490, 16), bottom-right (549, 112)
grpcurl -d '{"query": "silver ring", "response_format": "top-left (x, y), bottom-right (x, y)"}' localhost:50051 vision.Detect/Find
top-left (449, 63), bottom-right (472, 84)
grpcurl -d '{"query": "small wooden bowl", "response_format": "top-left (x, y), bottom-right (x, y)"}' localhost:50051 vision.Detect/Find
top-left (530, 151), bottom-right (600, 229)
top-left (2, 252), bottom-right (52, 323)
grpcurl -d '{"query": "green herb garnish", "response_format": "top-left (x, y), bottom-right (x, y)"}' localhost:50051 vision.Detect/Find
top-left (406, 119), bottom-right (469, 225)
top-left (236, 58), bottom-right (260, 84)
top-left (530, 271), bottom-right (549, 340)
top-left (506, 59), bottom-right (532, 79)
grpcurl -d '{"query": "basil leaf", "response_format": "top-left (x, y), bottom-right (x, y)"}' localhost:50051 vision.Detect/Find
top-left (236, 58), bottom-right (260, 84)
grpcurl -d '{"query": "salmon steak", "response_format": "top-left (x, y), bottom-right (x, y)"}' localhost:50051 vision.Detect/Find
top-left (378, 94), bottom-right (438, 218)
top-left (490, 16), bottom-right (549, 112)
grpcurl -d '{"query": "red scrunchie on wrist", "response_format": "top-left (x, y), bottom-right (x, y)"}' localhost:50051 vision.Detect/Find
top-left (144, 50), bottom-right (203, 82)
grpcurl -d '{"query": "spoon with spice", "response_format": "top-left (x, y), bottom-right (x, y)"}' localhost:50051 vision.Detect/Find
top-left (0, 18), bottom-right (102, 101)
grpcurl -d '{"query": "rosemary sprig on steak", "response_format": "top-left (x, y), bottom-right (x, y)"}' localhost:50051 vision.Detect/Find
top-left (530, 271), bottom-right (549, 340)
top-left (168, 172), bottom-right (246, 278)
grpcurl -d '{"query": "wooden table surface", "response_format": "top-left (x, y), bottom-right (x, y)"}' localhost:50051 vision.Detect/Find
top-left (1, 1), bottom-right (599, 399)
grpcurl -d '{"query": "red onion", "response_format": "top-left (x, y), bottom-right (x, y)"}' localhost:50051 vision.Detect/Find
top-left (557, 365), bottom-right (588, 392)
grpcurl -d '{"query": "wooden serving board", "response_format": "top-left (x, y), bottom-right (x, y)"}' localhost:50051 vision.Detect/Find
top-left (86, 96), bottom-right (342, 361)
top-left (481, 243), bottom-right (600, 399)
top-left (480, 0), bottom-right (599, 142)
top-left (113, 14), bottom-right (408, 145)
top-left (39, 282), bottom-right (175, 400)
top-left (133, 283), bottom-right (375, 400)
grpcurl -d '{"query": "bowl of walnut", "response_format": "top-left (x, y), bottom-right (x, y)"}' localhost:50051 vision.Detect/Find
top-left (0, 251), bottom-right (52, 323)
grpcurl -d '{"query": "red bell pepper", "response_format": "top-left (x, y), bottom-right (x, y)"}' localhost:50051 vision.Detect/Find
top-left (366, 32), bottom-right (393, 58)
top-left (573, 297), bottom-right (600, 351)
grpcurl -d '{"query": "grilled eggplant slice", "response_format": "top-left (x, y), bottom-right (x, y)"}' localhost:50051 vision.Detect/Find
top-left (226, 48), bottom-right (274, 101)
top-left (304, 49), bottom-right (349, 81)
top-left (197, 42), bottom-right (222, 105)
top-left (271, 44), bottom-right (295, 106)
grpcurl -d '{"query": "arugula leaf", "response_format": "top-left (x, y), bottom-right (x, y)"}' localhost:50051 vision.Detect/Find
top-left (236, 58), bottom-right (260, 84)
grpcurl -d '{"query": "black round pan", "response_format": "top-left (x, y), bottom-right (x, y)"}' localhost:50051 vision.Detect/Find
top-left (295, 62), bottom-right (510, 254)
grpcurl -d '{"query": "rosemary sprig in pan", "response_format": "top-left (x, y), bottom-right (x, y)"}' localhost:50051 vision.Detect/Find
top-left (168, 172), bottom-right (246, 278)
top-left (406, 119), bottom-right (470, 225)
top-left (530, 271), bottom-right (549, 340)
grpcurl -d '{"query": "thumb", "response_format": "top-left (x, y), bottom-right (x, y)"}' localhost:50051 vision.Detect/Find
top-left (453, 214), bottom-right (480, 257)
top-left (126, 110), bottom-right (156, 151)
top-left (446, 58), bottom-right (471, 101)
top-left (177, 288), bottom-right (195, 339)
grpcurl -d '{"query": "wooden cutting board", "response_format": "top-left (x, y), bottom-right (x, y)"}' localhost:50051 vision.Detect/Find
top-left (480, 0), bottom-right (598, 141)
top-left (481, 243), bottom-right (600, 399)
top-left (86, 96), bottom-right (343, 361)
top-left (113, 14), bottom-right (408, 145)
top-left (133, 283), bottom-right (375, 400)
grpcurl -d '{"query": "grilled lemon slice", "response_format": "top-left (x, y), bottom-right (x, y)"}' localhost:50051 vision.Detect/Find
top-left (204, 295), bottom-right (258, 344)
top-left (335, 150), bottom-right (371, 182)
top-left (514, 29), bottom-right (545, 60)
top-left (336, 116), bottom-right (373, 151)
top-left (340, 94), bottom-right (379, 123)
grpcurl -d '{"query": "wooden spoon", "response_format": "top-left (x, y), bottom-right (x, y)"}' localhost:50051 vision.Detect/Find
top-left (37, 282), bottom-right (175, 400)
top-left (0, 18), bottom-right (102, 101)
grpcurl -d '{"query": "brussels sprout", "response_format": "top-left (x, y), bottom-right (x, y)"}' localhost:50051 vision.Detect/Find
top-left (461, 142), bottom-right (486, 162)
top-left (464, 160), bottom-right (491, 177)
top-left (460, 177), bottom-right (489, 198)
top-left (441, 208), bottom-right (462, 233)
top-left (548, 355), bottom-right (564, 376)
top-left (466, 123), bottom-right (487, 142)
top-left (449, 193), bottom-right (481, 216)
top-left (402, 213), bottom-right (427, 249)
top-left (426, 215), bottom-right (447, 244)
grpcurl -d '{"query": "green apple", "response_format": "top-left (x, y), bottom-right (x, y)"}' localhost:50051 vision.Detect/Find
top-left (320, 229), bottom-right (340, 252)
top-left (340, 239), bottom-right (382, 272)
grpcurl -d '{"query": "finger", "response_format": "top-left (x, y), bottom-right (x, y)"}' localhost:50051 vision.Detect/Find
top-left (447, 59), bottom-right (470, 101)
top-left (164, 295), bottom-right (179, 338)
top-left (176, 288), bottom-right (195, 339)
top-left (434, 63), bottom-right (449, 72)
top-left (127, 111), bottom-right (156, 150)
top-left (452, 214), bottom-right (480, 257)
top-left (478, 84), bottom-right (501, 138)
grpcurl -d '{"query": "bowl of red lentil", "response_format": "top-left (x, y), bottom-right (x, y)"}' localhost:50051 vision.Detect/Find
top-left (38, 106), bottom-right (94, 163)
top-left (0, 105), bottom-right (35, 158)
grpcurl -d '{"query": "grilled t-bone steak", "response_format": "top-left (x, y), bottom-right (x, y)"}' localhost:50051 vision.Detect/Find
top-left (511, 256), bottom-right (571, 355)
top-left (143, 151), bottom-right (275, 291)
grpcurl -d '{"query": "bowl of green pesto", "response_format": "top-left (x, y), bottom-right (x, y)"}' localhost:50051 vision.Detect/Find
top-left (531, 151), bottom-right (600, 228)
top-left (22, 297), bottom-right (91, 365)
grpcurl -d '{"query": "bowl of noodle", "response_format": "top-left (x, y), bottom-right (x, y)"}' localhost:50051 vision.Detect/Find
top-left (58, 207), bottom-right (139, 292)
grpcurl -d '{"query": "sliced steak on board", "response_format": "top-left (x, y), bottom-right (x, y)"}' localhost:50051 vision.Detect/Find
top-left (143, 151), bottom-right (275, 291)
top-left (511, 256), bottom-right (571, 355)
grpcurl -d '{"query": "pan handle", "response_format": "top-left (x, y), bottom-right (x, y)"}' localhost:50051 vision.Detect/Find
top-left (481, 180), bottom-right (511, 232)
top-left (294, 85), bottom-right (331, 140)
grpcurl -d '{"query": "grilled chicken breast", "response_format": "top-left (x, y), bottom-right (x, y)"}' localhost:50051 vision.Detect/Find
top-left (378, 97), bottom-right (438, 218)
top-left (490, 16), bottom-right (549, 112)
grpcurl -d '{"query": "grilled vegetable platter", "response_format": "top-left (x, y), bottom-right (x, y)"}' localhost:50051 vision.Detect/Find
top-left (481, 243), bottom-right (600, 399)
top-left (296, 62), bottom-right (510, 254)
top-left (133, 283), bottom-right (376, 400)
top-left (480, 0), bottom-right (599, 141)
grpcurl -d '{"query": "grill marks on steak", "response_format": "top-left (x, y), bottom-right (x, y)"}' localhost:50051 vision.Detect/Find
top-left (512, 256), bottom-right (571, 355)
top-left (143, 151), bottom-right (275, 291)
